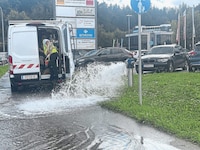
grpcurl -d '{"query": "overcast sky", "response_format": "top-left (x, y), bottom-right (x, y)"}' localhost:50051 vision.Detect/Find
top-left (98, 0), bottom-right (200, 8)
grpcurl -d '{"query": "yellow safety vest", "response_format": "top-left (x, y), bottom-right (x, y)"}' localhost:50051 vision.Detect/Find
top-left (43, 45), bottom-right (58, 56)
top-left (43, 45), bottom-right (48, 56)
top-left (51, 46), bottom-right (58, 54)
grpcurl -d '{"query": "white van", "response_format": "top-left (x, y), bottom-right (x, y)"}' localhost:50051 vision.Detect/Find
top-left (8, 20), bottom-right (75, 92)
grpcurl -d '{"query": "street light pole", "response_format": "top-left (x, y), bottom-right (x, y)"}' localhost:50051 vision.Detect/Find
top-left (0, 7), bottom-right (5, 52)
top-left (126, 14), bottom-right (132, 50)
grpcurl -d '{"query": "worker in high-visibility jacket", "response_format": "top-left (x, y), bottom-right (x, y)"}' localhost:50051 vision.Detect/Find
top-left (43, 39), bottom-right (59, 80)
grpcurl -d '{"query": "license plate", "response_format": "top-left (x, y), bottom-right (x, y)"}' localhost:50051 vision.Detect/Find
top-left (21, 74), bottom-right (38, 80)
top-left (144, 64), bottom-right (154, 68)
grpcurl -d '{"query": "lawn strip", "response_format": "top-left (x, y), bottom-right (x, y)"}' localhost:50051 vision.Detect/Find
top-left (0, 65), bottom-right (8, 78)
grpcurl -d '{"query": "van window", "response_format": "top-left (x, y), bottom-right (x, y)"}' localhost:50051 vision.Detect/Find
top-left (12, 31), bottom-right (38, 56)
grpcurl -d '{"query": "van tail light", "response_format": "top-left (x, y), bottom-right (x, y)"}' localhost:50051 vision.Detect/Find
top-left (188, 50), bottom-right (197, 56)
top-left (8, 55), bottom-right (14, 75)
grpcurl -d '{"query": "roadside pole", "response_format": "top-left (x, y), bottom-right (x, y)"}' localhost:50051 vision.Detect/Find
top-left (126, 58), bottom-right (135, 87)
top-left (0, 7), bottom-right (5, 52)
top-left (138, 13), bottom-right (142, 105)
top-left (130, 0), bottom-right (151, 105)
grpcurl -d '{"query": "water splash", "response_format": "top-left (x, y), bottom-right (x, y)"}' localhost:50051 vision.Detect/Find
top-left (17, 62), bottom-right (127, 115)
top-left (52, 62), bottom-right (127, 99)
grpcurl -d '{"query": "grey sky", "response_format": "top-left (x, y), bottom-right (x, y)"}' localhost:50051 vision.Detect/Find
top-left (98, 0), bottom-right (200, 8)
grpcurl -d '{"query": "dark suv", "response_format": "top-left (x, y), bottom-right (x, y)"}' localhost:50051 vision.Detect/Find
top-left (188, 42), bottom-right (200, 72)
top-left (135, 44), bottom-right (189, 73)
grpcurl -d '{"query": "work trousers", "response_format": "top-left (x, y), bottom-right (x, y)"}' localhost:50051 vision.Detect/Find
top-left (48, 52), bottom-right (58, 80)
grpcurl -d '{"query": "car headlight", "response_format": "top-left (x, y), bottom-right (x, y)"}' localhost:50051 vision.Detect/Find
top-left (157, 58), bottom-right (168, 63)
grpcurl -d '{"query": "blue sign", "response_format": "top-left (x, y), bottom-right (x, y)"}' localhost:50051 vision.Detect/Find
top-left (131, 0), bottom-right (151, 14)
top-left (76, 28), bottom-right (95, 39)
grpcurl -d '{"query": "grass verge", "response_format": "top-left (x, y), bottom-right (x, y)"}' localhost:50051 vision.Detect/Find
top-left (0, 65), bottom-right (8, 78)
top-left (100, 72), bottom-right (200, 145)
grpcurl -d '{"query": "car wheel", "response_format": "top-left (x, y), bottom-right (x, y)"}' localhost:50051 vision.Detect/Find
top-left (135, 67), bottom-right (143, 74)
top-left (135, 67), bottom-right (139, 74)
top-left (183, 60), bottom-right (189, 72)
top-left (188, 67), bottom-right (193, 72)
top-left (189, 66), bottom-right (195, 72)
top-left (168, 61), bottom-right (174, 72)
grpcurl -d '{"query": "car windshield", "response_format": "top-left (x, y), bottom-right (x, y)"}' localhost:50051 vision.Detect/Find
top-left (148, 47), bottom-right (173, 54)
top-left (84, 49), bottom-right (99, 56)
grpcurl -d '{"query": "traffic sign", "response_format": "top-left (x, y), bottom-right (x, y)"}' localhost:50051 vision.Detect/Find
top-left (130, 0), bottom-right (151, 14)
top-left (76, 28), bottom-right (95, 38)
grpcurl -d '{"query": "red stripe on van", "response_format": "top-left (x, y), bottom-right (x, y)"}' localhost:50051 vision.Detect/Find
top-left (19, 64), bottom-right (25, 69)
top-left (13, 65), bottom-right (17, 69)
top-left (13, 64), bottom-right (39, 69)
top-left (27, 64), bottom-right (34, 68)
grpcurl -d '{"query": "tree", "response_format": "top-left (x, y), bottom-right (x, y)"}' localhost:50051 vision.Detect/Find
top-left (7, 10), bottom-right (29, 20)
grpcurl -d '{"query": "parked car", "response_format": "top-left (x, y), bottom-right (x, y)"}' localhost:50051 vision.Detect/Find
top-left (0, 57), bottom-right (8, 65)
top-left (75, 47), bottom-right (133, 67)
top-left (135, 44), bottom-right (189, 73)
top-left (82, 49), bottom-right (99, 57)
top-left (133, 49), bottom-right (148, 60)
top-left (73, 49), bottom-right (88, 60)
top-left (188, 42), bottom-right (200, 72)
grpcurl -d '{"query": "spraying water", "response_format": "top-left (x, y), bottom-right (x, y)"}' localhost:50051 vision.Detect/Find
top-left (53, 62), bottom-right (126, 98)
top-left (17, 62), bottom-right (127, 115)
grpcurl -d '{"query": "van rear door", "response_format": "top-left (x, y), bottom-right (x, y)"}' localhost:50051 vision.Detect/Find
top-left (9, 25), bottom-right (40, 75)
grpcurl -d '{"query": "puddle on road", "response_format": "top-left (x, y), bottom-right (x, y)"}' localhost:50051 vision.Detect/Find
top-left (88, 125), bottom-right (180, 150)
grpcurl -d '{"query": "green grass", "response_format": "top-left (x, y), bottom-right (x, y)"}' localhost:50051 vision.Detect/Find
top-left (0, 65), bottom-right (8, 78)
top-left (100, 72), bottom-right (200, 145)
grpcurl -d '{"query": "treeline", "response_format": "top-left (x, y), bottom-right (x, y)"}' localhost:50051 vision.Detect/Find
top-left (0, 0), bottom-right (200, 50)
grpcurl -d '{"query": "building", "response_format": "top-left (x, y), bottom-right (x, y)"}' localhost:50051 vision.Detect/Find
top-left (126, 24), bottom-right (173, 50)
top-left (55, 0), bottom-right (97, 50)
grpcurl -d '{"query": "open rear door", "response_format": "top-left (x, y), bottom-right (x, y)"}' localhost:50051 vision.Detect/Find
top-left (9, 25), bottom-right (40, 75)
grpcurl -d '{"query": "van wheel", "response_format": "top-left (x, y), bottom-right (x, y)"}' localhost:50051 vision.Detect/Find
top-left (11, 84), bottom-right (18, 92)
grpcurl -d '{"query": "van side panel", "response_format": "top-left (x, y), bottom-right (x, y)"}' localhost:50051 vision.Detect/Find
top-left (9, 26), bottom-right (40, 74)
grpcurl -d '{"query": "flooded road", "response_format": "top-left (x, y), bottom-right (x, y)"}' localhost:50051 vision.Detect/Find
top-left (0, 63), bottom-right (199, 150)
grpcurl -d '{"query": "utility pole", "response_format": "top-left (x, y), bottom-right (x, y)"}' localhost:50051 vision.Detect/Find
top-left (0, 7), bottom-right (5, 52)
top-left (126, 14), bottom-right (132, 50)
top-left (192, 6), bottom-right (195, 49)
